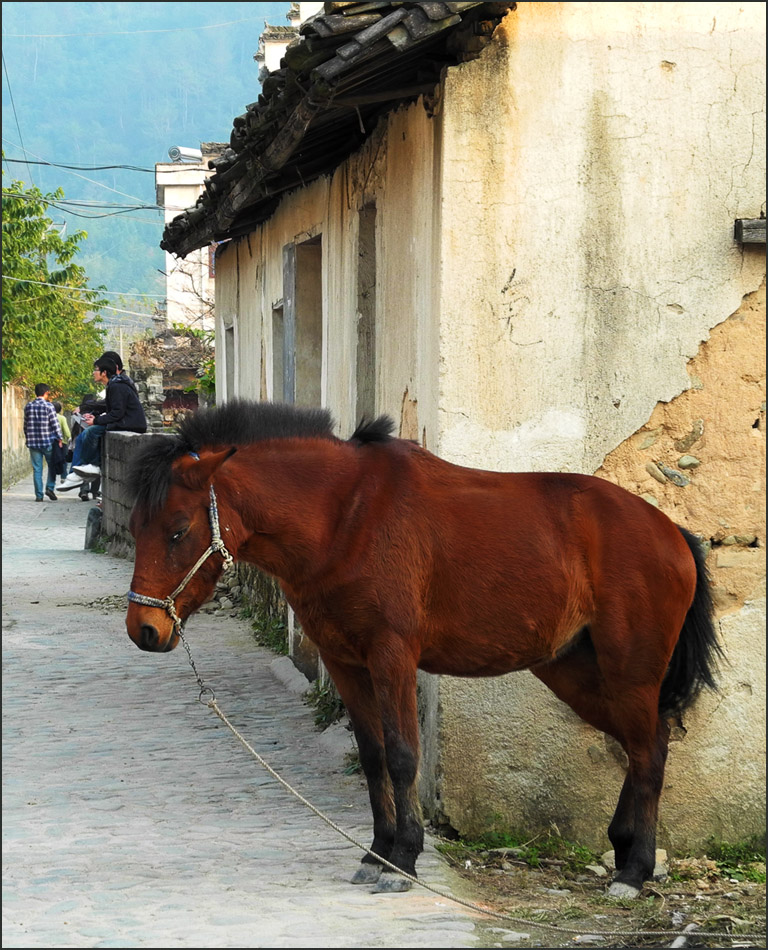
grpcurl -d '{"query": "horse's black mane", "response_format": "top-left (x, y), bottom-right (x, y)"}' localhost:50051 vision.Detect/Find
top-left (350, 415), bottom-right (397, 444)
top-left (128, 399), bottom-right (395, 513)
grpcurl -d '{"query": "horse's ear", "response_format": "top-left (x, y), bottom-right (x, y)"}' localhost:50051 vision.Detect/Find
top-left (175, 447), bottom-right (237, 490)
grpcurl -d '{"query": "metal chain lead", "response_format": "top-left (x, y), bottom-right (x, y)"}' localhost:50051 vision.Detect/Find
top-left (175, 634), bottom-right (763, 944)
top-left (178, 628), bottom-right (215, 704)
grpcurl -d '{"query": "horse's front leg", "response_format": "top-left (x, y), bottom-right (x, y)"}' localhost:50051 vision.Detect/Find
top-left (366, 642), bottom-right (423, 893)
top-left (320, 653), bottom-right (396, 885)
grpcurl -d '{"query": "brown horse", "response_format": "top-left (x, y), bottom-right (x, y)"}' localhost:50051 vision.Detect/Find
top-left (125, 400), bottom-right (721, 897)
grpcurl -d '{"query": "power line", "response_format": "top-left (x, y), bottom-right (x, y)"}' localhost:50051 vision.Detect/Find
top-left (2, 139), bottom-right (152, 202)
top-left (4, 191), bottom-right (199, 214)
top-left (3, 191), bottom-right (162, 211)
top-left (6, 287), bottom-right (159, 321)
top-left (1, 15), bottom-right (266, 38)
top-left (87, 302), bottom-right (159, 318)
top-left (4, 158), bottom-right (216, 174)
top-left (1, 51), bottom-right (34, 186)
top-left (2, 192), bottom-right (165, 222)
top-left (2, 275), bottom-right (165, 298)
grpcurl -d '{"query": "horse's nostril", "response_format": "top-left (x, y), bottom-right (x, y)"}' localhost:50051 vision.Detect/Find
top-left (140, 624), bottom-right (160, 651)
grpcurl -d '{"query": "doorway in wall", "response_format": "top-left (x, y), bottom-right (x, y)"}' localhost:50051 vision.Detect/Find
top-left (224, 324), bottom-right (235, 400)
top-left (272, 303), bottom-right (285, 402)
top-left (282, 235), bottom-right (322, 408)
top-left (356, 203), bottom-right (377, 423)
top-left (280, 234), bottom-right (324, 679)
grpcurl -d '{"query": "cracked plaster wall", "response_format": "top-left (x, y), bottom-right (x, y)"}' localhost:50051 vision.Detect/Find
top-left (433, 2), bottom-right (765, 849)
top-left (213, 0), bottom-right (764, 850)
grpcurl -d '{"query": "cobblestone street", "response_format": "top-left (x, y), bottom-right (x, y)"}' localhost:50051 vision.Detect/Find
top-left (2, 475), bottom-right (489, 948)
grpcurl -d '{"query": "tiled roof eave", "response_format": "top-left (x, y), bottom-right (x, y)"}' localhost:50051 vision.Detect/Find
top-left (161, 2), bottom-right (515, 257)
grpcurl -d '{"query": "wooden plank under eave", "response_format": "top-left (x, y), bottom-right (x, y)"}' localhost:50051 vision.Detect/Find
top-left (734, 218), bottom-right (766, 244)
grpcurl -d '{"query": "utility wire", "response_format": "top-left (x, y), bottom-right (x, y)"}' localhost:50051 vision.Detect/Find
top-left (3, 191), bottom-right (162, 211)
top-left (1, 52), bottom-right (34, 186)
top-left (8, 286), bottom-right (159, 320)
top-left (2, 275), bottom-right (203, 321)
top-left (5, 158), bottom-right (217, 174)
top-left (2, 275), bottom-right (166, 298)
top-left (2, 139), bottom-right (151, 202)
top-left (22, 203), bottom-right (161, 221)
top-left (2, 192), bottom-right (165, 222)
top-left (3, 185), bottom-right (197, 225)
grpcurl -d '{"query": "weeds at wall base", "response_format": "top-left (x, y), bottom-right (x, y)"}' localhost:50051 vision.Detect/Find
top-left (437, 828), bottom-right (765, 946)
top-left (243, 605), bottom-right (289, 656)
top-left (305, 679), bottom-right (345, 729)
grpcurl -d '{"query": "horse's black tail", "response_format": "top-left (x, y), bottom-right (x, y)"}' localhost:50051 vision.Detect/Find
top-left (658, 526), bottom-right (724, 717)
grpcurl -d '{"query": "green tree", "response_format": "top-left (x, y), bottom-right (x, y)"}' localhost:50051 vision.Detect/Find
top-left (2, 171), bottom-right (107, 399)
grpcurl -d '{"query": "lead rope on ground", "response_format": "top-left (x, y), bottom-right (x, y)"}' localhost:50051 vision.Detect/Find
top-left (178, 631), bottom-right (763, 944)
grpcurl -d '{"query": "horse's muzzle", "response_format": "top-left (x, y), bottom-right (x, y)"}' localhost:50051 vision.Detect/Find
top-left (126, 600), bottom-right (180, 653)
top-left (137, 624), bottom-right (179, 652)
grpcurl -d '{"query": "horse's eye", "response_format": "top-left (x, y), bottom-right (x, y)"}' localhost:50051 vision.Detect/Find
top-left (170, 528), bottom-right (187, 544)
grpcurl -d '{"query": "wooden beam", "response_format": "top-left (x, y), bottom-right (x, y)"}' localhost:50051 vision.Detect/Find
top-left (734, 218), bottom-right (766, 244)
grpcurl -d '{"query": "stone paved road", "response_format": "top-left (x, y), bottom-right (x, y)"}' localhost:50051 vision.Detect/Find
top-left (2, 475), bottom-right (505, 949)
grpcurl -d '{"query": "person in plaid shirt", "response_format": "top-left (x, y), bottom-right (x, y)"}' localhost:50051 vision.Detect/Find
top-left (23, 383), bottom-right (63, 502)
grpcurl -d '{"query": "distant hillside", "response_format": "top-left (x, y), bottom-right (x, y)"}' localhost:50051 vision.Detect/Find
top-left (2, 1), bottom-right (291, 323)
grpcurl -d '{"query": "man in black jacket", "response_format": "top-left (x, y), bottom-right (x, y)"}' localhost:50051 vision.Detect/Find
top-left (59, 357), bottom-right (147, 492)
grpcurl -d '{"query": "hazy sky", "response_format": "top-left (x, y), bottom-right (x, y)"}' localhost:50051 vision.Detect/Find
top-left (2, 2), bottom-right (292, 304)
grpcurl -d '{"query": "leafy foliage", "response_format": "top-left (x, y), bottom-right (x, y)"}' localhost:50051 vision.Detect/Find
top-left (705, 834), bottom-right (766, 883)
top-left (2, 171), bottom-right (106, 398)
top-left (306, 680), bottom-right (345, 730)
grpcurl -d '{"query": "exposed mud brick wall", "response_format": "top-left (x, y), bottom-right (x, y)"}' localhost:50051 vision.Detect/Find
top-left (595, 282), bottom-right (766, 615)
top-left (592, 283), bottom-right (766, 849)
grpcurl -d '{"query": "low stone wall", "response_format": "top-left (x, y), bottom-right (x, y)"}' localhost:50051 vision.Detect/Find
top-left (101, 431), bottom-right (156, 557)
top-left (2, 385), bottom-right (30, 490)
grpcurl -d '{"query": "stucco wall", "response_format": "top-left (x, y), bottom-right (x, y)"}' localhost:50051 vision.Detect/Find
top-left (214, 102), bottom-right (442, 443)
top-left (433, 2), bottom-right (766, 850)
top-left (437, 1), bottom-right (765, 473)
top-left (213, 0), bottom-right (765, 850)
top-left (214, 109), bottom-right (443, 679)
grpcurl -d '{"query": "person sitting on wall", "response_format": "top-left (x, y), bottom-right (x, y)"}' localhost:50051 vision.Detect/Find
top-left (69, 394), bottom-right (102, 502)
top-left (58, 357), bottom-right (147, 492)
top-left (101, 349), bottom-right (138, 394)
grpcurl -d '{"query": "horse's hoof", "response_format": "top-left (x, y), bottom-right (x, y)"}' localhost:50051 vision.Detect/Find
top-left (351, 863), bottom-right (383, 885)
top-left (372, 872), bottom-right (413, 893)
top-left (607, 881), bottom-right (641, 899)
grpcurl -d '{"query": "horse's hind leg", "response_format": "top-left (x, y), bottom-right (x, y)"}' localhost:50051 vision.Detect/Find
top-left (532, 636), bottom-right (648, 890)
top-left (607, 774), bottom-right (635, 872)
top-left (606, 707), bottom-right (670, 898)
top-left (320, 654), bottom-right (395, 884)
top-left (535, 640), bottom-right (671, 897)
